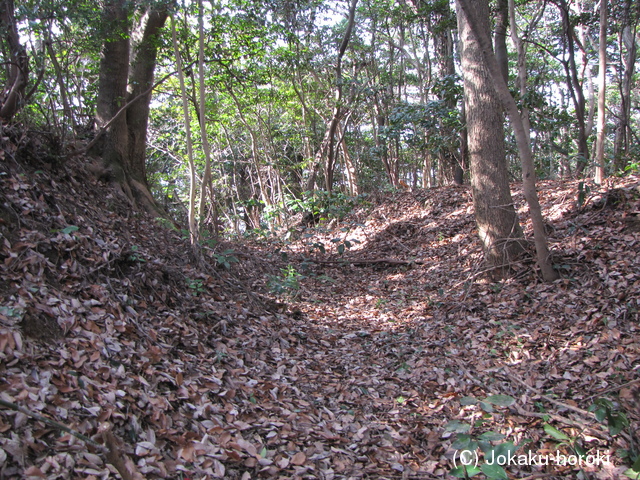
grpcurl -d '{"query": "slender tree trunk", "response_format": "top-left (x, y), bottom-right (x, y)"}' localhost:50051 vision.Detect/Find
top-left (0, 0), bottom-right (28, 122)
top-left (323, 0), bottom-right (358, 192)
top-left (170, 14), bottom-right (199, 246)
top-left (614, 0), bottom-right (637, 171)
top-left (226, 87), bottom-right (270, 207)
top-left (196, 0), bottom-right (216, 232)
top-left (339, 123), bottom-right (359, 196)
top-left (457, 0), bottom-right (559, 282)
top-left (557, 0), bottom-right (589, 174)
top-left (594, 0), bottom-right (607, 184)
top-left (44, 26), bottom-right (76, 133)
top-left (494, 0), bottom-right (509, 84)
top-left (508, 0), bottom-right (542, 147)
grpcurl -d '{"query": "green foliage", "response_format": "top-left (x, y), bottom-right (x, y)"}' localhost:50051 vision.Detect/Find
top-left (290, 191), bottom-right (365, 222)
top-left (212, 249), bottom-right (239, 270)
top-left (446, 394), bottom-right (517, 480)
top-left (155, 217), bottom-right (178, 231)
top-left (127, 245), bottom-right (146, 263)
top-left (268, 265), bottom-right (303, 297)
top-left (186, 278), bottom-right (206, 296)
top-left (589, 398), bottom-right (630, 436)
top-left (383, 98), bottom-right (462, 155)
top-left (60, 225), bottom-right (79, 235)
top-left (576, 181), bottom-right (592, 208)
top-left (623, 161), bottom-right (640, 175)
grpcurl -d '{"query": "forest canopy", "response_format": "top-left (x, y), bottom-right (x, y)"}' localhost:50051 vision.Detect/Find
top-left (1, 0), bottom-right (639, 238)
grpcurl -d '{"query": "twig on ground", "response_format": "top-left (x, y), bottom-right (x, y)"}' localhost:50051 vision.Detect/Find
top-left (0, 397), bottom-right (106, 451)
top-left (501, 369), bottom-right (596, 420)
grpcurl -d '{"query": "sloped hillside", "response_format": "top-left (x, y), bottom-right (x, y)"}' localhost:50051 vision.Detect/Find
top-left (1, 131), bottom-right (640, 479)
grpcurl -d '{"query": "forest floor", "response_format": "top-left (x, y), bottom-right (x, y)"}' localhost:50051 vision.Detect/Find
top-left (1, 133), bottom-right (640, 479)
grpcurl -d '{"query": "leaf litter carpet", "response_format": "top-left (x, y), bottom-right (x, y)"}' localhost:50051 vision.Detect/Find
top-left (1, 150), bottom-right (640, 479)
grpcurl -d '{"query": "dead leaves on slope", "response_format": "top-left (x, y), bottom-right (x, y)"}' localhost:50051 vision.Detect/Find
top-left (1, 143), bottom-right (640, 479)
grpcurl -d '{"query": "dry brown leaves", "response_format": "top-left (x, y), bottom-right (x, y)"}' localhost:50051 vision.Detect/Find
top-left (1, 142), bottom-right (639, 479)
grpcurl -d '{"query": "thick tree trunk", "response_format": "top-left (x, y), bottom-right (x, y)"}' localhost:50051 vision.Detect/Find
top-left (95, 0), bottom-right (168, 215)
top-left (96, 0), bottom-right (132, 194)
top-left (457, 0), bottom-right (559, 282)
top-left (128, 7), bottom-right (169, 187)
top-left (456, 0), bottom-right (524, 274)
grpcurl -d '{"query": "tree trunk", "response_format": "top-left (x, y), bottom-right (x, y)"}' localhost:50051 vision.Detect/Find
top-left (494, 0), bottom-right (509, 84)
top-left (613, 0), bottom-right (637, 172)
top-left (322, 0), bottom-right (358, 193)
top-left (339, 123), bottom-right (359, 196)
top-left (456, 0), bottom-right (524, 274)
top-left (0, 0), bottom-right (29, 122)
top-left (196, 0), bottom-right (216, 233)
top-left (44, 26), bottom-right (76, 134)
top-left (95, 0), bottom-right (168, 215)
top-left (96, 0), bottom-right (132, 195)
top-left (594, 0), bottom-right (607, 185)
top-left (170, 14), bottom-right (199, 246)
top-left (127, 6), bottom-right (169, 188)
top-left (457, 0), bottom-right (559, 282)
top-left (557, 0), bottom-right (589, 174)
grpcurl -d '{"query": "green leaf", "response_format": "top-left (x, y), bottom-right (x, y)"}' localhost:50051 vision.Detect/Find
top-left (337, 244), bottom-right (345, 254)
top-left (595, 398), bottom-right (615, 409)
top-left (481, 463), bottom-right (508, 479)
top-left (479, 401), bottom-right (494, 413)
top-left (632, 455), bottom-right (640, 472)
top-left (450, 465), bottom-right (482, 478)
top-left (61, 225), bottom-right (79, 234)
top-left (544, 423), bottom-right (571, 441)
top-left (484, 395), bottom-right (516, 407)
top-left (444, 420), bottom-right (471, 433)
top-left (460, 396), bottom-right (478, 406)
top-left (260, 446), bottom-right (267, 458)
top-left (608, 412), bottom-right (630, 436)
top-left (623, 467), bottom-right (640, 479)
top-left (452, 435), bottom-right (477, 451)
top-left (574, 443), bottom-right (587, 458)
top-left (486, 442), bottom-right (518, 465)
top-left (479, 431), bottom-right (505, 442)
top-left (478, 440), bottom-right (492, 453)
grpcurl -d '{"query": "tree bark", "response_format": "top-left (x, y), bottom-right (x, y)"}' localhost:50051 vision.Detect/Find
top-left (457, 0), bottom-right (559, 282)
top-left (95, 0), bottom-right (168, 216)
top-left (456, 0), bottom-right (524, 275)
top-left (96, 0), bottom-right (132, 194)
top-left (594, 0), bottom-right (607, 185)
top-left (613, 0), bottom-right (637, 171)
top-left (127, 6), bottom-right (169, 188)
top-left (196, 0), bottom-right (216, 233)
top-left (0, 0), bottom-right (29, 122)
top-left (494, 0), bottom-right (509, 84)
top-left (322, 0), bottom-right (358, 193)
top-left (170, 14), bottom-right (199, 245)
top-left (556, 0), bottom-right (589, 175)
